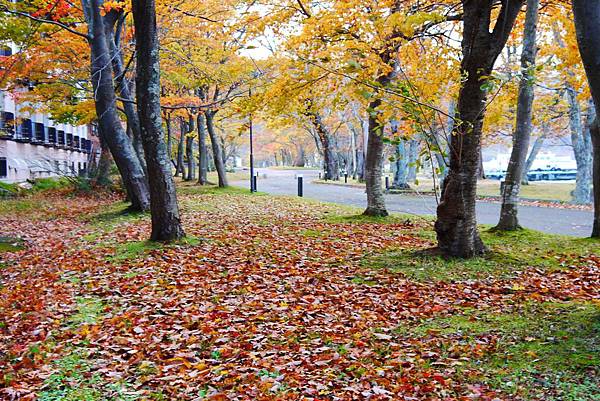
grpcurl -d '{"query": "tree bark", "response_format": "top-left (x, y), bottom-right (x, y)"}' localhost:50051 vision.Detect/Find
top-left (175, 118), bottom-right (186, 178)
top-left (82, 0), bottom-right (150, 212)
top-left (103, 9), bottom-right (146, 173)
top-left (197, 113), bottom-right (208, 185)
top-left (435, 0), bottom-right (523, 257)
top-left (306, 110), bottom-right (339, 180)
top-left (573, 0), bottom-right (600, 236)
top-left (131, 0), bottom-right (184, 241)
top-left (567, 90), bottom-right (594, 204)
top-left (364, 96), bottom-right (388, 216)
top-left (407, 138), bottom-right (419, 182)
top-left (293, 143), bottom-right (306, 167)
top-left (95, 133), bottom-right (112, 186)
top-left (205, 110), bottom-right (228, 187)
top-left (185, 134), bottom-right (195, 181)
top-left (390, 120), bottom-right (410, 190)
top-left (592, 121), bottom-right (600, 237)
top-left (350, 125), bottom-right (357, 178)
top-left (522, 132), bottom-right (546, 184)
top-left (496, 0), bottom-right (539, 231)
top-left (166, 114), bottom-right (172, 165)
top-left (392, 140), bottom-right (410, 190)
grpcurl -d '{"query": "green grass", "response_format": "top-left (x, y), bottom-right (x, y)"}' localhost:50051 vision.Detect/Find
top-left (0, 237), bottom-right (25, 252)
top-left (314, 177), bottom-right (579, 203)
top-left (400, 301), bottom-right (600, 399)
top-left (366, 228), bottom-right (600, 281)
top-left (31, 178), bottom-right (71, 191)
top-left (0, 198), bottom-right (35, 215)
top-left (87, 201), bottom-right (148, 229)
top-left (105, 236), bottom-right (203, 263)
top-left (38, 297), bottom-right (119, 401)
top-left (67, 297), bottom-right (105, 327)
top-left (478, 180), bottom-right (576, 202)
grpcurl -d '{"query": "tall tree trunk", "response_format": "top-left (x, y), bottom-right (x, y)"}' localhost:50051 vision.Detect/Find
top-left (435, 0), bottom-right (523, 257)
top-left (573, 0), bottom-right (600, 236)
top-left (205, 110), bottom-right (228, 187)
top-left (82, 0), bottom-right (149, 211)
top-left (407, 138), bottom-right (419, 182)
top-left (554, 23), bottom-right (593, 204)
top-left (350, 125), bottom-right (357, 178)
top-left (392, 140), bottom-right (410, 190)
top-left (103, 9), bottom-right (146, 173)
top-left (175, 118), bottom-right (186, 178)
top-left (186, 134), bottom-right (195, 181)
top-left (197, 113), bottom-right (208, 185)
top-left (477, 148), bottom-right (486, 179)
top-left (364, 95), bottom-right (388, 216)
top-left (166, 115), bottom-right (172, 166)
top-left (307, 110), bottom-right (339, 180)
top-left (293, 144), bottom-right (306, 167)
top-left (222, 137), bottom-right (229, 167)
top-left (592, 122), bottom-right (600, 237)
top-left (496, 0), bottom-right (539, 230)
top-left (95, 133), bottom-right (112, 186)
top-left (522, 132), bottom-right (546, 184)
top-left (567, 91), bottom-right (594, 204)
top-left (131, 0), bottom-right (184, 241)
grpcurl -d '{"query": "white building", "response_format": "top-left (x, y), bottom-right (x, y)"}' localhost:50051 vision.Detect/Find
top-left (0, 45), bottom-right (95, 183)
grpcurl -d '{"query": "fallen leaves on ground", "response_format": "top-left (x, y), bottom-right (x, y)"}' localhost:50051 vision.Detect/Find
top-left (0, 190), bottom-right (598, 400)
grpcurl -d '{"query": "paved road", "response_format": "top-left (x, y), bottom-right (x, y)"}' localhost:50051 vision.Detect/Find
top-left (232, 168), bottom-right (594, 237)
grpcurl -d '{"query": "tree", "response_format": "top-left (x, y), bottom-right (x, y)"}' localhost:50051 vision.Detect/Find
top-left (197, 113), bottom-right (209, 184)
top-left (131, 0), bottom-right (185, 240)
top-left (435, 0), bottom-right (524, 257)
top-left (1, 0), bottom-right (150, 210)
top-left (82, 0), bottom-right (150, 212)
top-left (572, 0), bottom-right (600, 237)
top-left (102, 4), bottom-right (146, 172)
top-left (496, 0), bottom-right (539, 231)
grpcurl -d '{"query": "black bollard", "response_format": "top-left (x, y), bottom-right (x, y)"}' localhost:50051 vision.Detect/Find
top-left (344, 173), bottom-right (348, 183)
top-left (297, 174), bottom-right (303, 197)
top-left (253, 173), bottom-right (258, 192)
top-left (385, 176), bottom-right (390, 190)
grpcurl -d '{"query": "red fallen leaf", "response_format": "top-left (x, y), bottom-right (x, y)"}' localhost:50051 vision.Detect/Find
top-left (432, 373), bottom-right (446, 385)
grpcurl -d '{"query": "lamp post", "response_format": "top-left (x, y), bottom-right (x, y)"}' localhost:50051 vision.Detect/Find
top-left (249, 88), bottom-right (255, 192)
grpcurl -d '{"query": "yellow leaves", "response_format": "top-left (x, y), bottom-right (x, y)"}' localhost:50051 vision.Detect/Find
top-left (99, 0), bottom-right (128, 16)
top-left (384, 11), bottom-right (445, 38)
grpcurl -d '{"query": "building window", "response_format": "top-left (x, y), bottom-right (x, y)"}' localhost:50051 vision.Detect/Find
top-left (0, 158), bottom-right (6, 178)
top-left (48, 127), bottom-right (57, 143)
top-left (19, 119), bottom-right (33, 140)
top-left (58, 131), bottom-right (65, 145)
top-left (34, 123), bottom-right (45, 142)
top-left (1, 112), bottom-right (15, 136)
